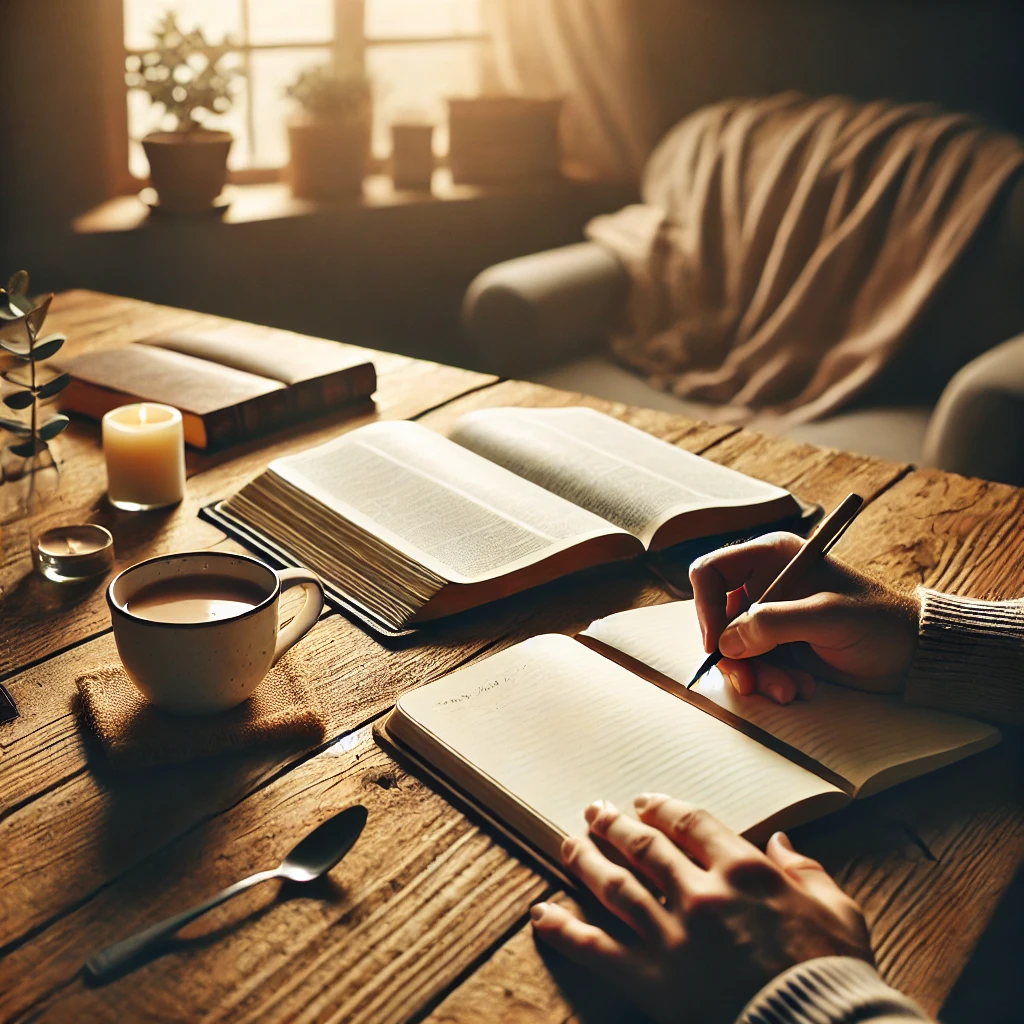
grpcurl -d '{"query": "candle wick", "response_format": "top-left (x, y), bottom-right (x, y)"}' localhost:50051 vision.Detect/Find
top-left (67, 537), bottom-right (83, 555)
top-left (139, 404), bottom-right (148, 425)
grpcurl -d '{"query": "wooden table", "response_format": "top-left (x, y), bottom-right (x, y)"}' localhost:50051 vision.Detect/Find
top-left (1, 291), bottom-right (1021, 1024)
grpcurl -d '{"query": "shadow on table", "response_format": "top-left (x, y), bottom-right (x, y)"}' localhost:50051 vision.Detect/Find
top-left (80, 720), bottom-right (321, 938)
top-left (940, 864), bottom-right (1024, 1024)
top-left (82, 874), bottom-right (349, 986)
top-left (535, 938), bottom-right (653, 1024)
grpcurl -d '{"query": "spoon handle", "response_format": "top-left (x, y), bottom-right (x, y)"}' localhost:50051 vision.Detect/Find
top-left (85, 868), bottom-right (279, 982)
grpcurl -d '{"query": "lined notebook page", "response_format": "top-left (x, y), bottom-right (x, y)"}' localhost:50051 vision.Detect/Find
top-left (583, 602), bottom-right (1000, 796)
top-left (394, 635), bottom-right (843, 856)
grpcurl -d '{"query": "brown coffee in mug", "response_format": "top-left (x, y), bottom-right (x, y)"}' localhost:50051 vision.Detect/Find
top-left (107, 551), bottom-right (325, 715)
top-left (128, 574), bottom-right (268, 623)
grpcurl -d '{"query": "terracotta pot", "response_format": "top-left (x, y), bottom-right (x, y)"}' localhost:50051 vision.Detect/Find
top-left (287, 114), bottom-right (371, 200)
top-left (448, 97), bottom-right (563, 184)
top-left (142, 130), bottom-right (232, 214)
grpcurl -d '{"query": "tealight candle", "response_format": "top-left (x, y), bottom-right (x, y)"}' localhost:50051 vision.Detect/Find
top-left (33, 524), bottom-right (115, 583)
top-left (102, 403), bottom-right (186, 511)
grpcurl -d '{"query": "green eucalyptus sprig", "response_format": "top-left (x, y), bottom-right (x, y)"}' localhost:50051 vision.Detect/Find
top-left (0, 271), bottom-right (70, 479)
top-left (125, 11), bottom-right (241, 132)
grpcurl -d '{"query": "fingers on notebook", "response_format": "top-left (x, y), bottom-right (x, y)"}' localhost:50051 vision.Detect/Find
top-left (530, 902), bottom-right (641, 981)
top-left (560, 835), bottom-right (672, 945)
top-left (634, 794), bottom-right (749, 870)
top-left (585, 800), bottom-right (693, 905)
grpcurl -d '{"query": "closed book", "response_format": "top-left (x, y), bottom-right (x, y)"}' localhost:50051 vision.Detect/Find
top-left (59, 327), bottom-right (377, 449)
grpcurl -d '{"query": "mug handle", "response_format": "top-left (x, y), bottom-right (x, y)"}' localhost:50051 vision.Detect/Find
top-left (273, 568), bottom-right (325, 665)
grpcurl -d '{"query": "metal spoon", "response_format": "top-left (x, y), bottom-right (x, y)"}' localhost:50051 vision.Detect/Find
top-left (85, 804), bottom-right (368, 982)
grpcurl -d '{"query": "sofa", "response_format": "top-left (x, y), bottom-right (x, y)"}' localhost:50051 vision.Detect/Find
top-left (463, 174), bottom-right (1024, 486)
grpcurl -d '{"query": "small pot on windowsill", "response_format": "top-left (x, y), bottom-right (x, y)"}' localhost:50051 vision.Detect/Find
top-left (287, 111), bottom-right (371, 201)
top-left (142, 130), bottom-right (233, 214)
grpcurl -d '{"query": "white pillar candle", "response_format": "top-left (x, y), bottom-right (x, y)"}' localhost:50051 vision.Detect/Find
top-left (102, 403), bottom-right (186, 511)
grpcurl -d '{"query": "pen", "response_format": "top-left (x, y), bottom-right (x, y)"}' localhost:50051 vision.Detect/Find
top-left (685, 492), bottom-right (865, 689)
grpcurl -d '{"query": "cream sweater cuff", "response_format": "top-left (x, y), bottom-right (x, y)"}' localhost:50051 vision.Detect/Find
top-left (904, 589), bottom-right (1024, 727)
top-left (736, 957), bottom-right (932, 1023)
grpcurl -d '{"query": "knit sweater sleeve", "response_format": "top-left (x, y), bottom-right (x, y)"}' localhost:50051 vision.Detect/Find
top-left (904, 588), bottom-right (1024, 728)
top-left (736, 957), bottom-right (933, 1024)
top-left (738, 589), bottom-right (1024, 1024)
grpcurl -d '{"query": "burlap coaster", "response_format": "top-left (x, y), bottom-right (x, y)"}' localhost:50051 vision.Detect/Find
top-left (75, 653), bottom-right (326, 770)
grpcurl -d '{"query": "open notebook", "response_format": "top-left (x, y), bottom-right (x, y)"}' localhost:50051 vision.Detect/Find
top-left (214, 406), bottom-right (801, 633)
top-left (376, 601), bottom-right (999, 873)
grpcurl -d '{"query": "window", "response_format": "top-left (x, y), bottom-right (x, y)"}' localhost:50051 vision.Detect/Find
top-left (123, 0), bottom-right (487, 180)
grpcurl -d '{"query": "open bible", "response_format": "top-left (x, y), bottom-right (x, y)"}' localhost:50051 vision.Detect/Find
top-left (376, 601), bottom-right (999, 872)
top-left (215, 406), bottom-right (801, 632)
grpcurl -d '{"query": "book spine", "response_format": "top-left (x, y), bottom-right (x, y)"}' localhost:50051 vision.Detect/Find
top-left (201, 363), bottom-right (377, 449)
top-left (289, 363), bottom-right (378, 417)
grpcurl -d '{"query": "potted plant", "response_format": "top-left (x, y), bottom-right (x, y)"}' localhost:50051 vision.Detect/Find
top-left (125, 12), bottom-right (241, 214)
top-left (285, 65), bottom-right (372, 200)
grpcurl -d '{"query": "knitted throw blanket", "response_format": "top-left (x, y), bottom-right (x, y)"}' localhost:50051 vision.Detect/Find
top-left (587, 93), bottom-right (1024, 424)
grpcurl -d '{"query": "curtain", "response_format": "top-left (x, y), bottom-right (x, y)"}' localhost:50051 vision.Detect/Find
top-left (483, 0), bottom-right (658, 181)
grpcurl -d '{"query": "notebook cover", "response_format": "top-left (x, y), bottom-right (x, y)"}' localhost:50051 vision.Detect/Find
top-left (372, 715), bottom-right (572, 887)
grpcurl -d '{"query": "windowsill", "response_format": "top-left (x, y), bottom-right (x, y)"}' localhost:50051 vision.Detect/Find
top-left (72, 166), bottom-right (632, 235)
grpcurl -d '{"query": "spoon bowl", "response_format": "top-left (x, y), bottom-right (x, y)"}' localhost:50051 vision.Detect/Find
top-left (280, 804), bottom-right (369, 882)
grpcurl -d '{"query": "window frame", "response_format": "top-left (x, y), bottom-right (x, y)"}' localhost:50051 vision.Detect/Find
top-left (117, 0), bottom-right (489, 189)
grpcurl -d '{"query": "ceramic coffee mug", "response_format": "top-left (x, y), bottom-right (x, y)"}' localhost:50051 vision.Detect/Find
top-left (107, 551), bottom-right (325, 715)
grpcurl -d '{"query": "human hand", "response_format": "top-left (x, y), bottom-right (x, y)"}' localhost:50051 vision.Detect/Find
top-left (531, 795), bottom-right (872, 1024)
top-left (689, 532), bottom-right (920, 702)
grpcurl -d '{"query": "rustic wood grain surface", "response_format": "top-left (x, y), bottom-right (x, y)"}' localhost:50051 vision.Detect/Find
top-left (0, 292), bottom-right (1020, 1023)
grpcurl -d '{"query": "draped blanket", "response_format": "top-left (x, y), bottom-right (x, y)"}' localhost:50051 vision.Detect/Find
top-left (586, 93), bottom-right (1024, 424)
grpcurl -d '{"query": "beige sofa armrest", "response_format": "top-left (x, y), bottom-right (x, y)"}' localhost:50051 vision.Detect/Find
top-left (461, 242), bottom-right (628, 377)
top-left (923, 332), bottom-right (1024, 485)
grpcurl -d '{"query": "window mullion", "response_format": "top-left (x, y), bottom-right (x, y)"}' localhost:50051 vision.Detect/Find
top-left (240, 0), bottom-right (256, 167)
top-left (333, 0), bottom-right (366, 78)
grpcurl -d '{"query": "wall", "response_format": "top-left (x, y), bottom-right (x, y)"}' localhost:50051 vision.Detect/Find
top-left (2, 1), bottom-right (1021, 365)
top-left (637, 1), bottom-right (1024, 146)
top-left (0, 1), bottom-right (632, 365)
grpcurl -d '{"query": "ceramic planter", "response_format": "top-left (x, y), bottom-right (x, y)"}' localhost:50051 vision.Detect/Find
top-left (287, 114), bottom-right (371, 200)
top-left (142, 130), bottom-right (233, 214)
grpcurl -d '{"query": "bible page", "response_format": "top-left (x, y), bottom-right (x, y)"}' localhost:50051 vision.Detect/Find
top-left (582, 602), bottom-right (1001, 796)
top-left (392, 634), bottom-right (845, 865)
top-left (266, 420), bottom-right (641, 584)
top-left (449, 407), bottom-right (795, 547)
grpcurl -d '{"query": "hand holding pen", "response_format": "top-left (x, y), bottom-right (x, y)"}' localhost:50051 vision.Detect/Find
top-left (687, 494), bottom-right (921, 703)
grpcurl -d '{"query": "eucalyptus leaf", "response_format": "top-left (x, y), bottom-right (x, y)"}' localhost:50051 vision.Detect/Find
top-left (25, 294), bottom-right (53, 335)
top-left (31, 333), bottom-right (65, 362)
top-left (38, 414), bottom-right (69, 440)
top-left (0, 303), bottom-right (25, 322)
top-left (7, 270), bottom-right (29, 295)
top-left (8, 438), bottom-right (44, 458)
top-left (2, 389), bottom-right (34, 410)
top-left (0, 339), bottom-right (31, 359)
top-left (10, 293), bottom-right (36, 317)
top-left (36, 372), bottom-right (71, 399)
top-left (0, 416), bottom-right (30, 434)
